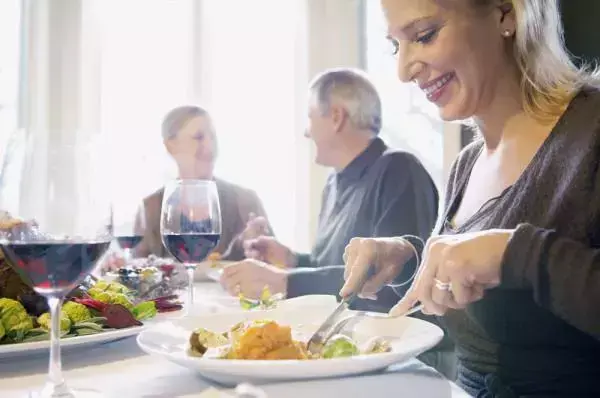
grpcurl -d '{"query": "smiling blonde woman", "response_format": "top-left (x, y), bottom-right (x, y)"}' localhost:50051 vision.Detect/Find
top-left (339, 1), bottom-right (600, 396)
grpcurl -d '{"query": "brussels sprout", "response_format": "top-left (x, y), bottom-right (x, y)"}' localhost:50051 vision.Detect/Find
top-left (189, 328), bottom-right (229, 356)
top-left (322, 334), bottom-right (360, 359)
top-left (0, 298), bottom-right (34, 341)
top-left (62, 301), bottom-right (93, 324)
top-left (37, 312), bottom-right (71, 333)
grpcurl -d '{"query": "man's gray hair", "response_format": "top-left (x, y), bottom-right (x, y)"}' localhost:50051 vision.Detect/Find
top-left (309, 68), bottom-right (382, 134)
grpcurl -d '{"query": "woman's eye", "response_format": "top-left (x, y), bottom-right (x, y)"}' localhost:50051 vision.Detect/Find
top-left (415, 28), bottom-right (438, 44)
top-left (387, 37), bottom-right (399, 55)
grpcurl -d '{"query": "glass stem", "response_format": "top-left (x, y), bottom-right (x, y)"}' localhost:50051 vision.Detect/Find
top-left (187, 266), bottom-right (195, 308)
top-left (48, 296), bottom-right (66, 388)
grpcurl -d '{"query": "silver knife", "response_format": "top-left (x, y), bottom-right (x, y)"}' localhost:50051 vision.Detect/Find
top-left (306, 267), bottom-right (373, 354)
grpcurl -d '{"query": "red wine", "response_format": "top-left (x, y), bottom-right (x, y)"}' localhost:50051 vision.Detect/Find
top-left (116, 235), bottom-right (143, 250)
top-left (162, 233), bottom-right (220, 263)
top-left (1, 241), bottom-right (111, 295)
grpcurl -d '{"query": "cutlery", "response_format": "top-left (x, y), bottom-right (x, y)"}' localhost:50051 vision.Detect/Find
top-left (323, 303), bottom-right (424, 342)
top-left (306, 267), bottom-right (375, 355)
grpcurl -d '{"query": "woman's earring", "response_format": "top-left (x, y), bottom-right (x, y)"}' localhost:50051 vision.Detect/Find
top-left (502, 29), bottom-right (512, 37)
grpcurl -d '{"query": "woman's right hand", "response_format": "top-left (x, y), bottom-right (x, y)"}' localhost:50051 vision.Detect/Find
top-left (339, 237), bottom-right (417, 299)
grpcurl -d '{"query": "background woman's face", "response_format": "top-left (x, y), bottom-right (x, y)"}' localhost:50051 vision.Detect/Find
top-left (381, 0), bottom-right (514, 121)
top-left (166, 115), bottom-right (217, 179)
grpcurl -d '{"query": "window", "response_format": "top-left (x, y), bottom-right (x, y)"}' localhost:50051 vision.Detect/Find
top-left (96, 0), bottom-right (195, 214)
top-left (362, 1), bottom-right (444, 190)
top-left (96, 0), bottom-right (306, 248)
top-left (0, 0), bottom-right (22, 210)
top-left (200, 0), bottom-right (304, 248)
top-left (0, 0), bottom-right (21, 154)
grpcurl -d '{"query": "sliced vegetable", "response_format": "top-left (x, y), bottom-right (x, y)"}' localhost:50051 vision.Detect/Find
top-left (131, 301), bottom-right (157, 321)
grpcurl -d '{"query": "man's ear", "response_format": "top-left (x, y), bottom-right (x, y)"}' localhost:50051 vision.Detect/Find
top-left (329, 104), bottom-right (348, 133)
top-left (164, 139), bottom-right (175, 155)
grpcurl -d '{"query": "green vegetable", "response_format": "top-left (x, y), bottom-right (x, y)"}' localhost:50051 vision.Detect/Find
top-left (106, 282), bottom-right (129, 294)
top-left (87, 287), bottom-right (104, 298)
top-left (72, 320), bottom-right (104, 332)
top-left (62, 301), bottom-right (92, 324)
top-left (74, 327), bottom-right (103, 336)
top-left (0, 298), bottom-right (34, 342)
top-left (238, 286), bottom-right (281, 310)
top-left (131, 301), bottom-right (157, 321)
top-left (0, 321), bottom-right (5, 341)
top-left (93, 280), bottom-right (109, 290)
top-left (21, 331), bottom-right (50, 343)
top-left (89, 289), bottom-right (133, 310)
top-left (322, 335), bottom-right (360, 359)
top-left (37, 312), bottom-right (71, 333)
top-left (109, 293), bottom-right (133, 310)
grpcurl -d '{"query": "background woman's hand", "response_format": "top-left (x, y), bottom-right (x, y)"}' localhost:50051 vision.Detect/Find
top-left (390, 229), bottom-right (513, 317)
top-left (98, 252), bottom-right (126, 274)
top-left (240, 212), bottom-right (269, 242)
top-left (339, 237), bottom-right (417, 299)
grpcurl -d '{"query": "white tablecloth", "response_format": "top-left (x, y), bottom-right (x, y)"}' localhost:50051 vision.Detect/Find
top-left (0, 283), bottom-right (470, 398)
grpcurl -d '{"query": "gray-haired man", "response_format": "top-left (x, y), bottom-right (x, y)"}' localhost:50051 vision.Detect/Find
top-left (220, 67), bottom-right (439, 312)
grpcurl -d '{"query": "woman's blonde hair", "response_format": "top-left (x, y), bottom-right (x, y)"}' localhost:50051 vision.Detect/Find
top-left (478, 0), bottom-right (600, 121)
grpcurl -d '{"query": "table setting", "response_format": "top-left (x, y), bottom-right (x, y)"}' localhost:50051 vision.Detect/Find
top-left (1, 283), bottom-right (471, 398)
top-left (0, 141), bottom-right (469, 398)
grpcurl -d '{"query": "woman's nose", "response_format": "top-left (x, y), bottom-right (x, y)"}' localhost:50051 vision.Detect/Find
top-left (396, 43), bottom-right (422, 83)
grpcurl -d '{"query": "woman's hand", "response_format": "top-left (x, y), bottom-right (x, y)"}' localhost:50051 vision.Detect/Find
top-left (240, 212), bottom-right (270, 242)
top-left (98, 252), bottom-right (126, 273)
top-left (339, 237), bottom-right (417, 299)
top-left (390, 229), bottom-right (513, 317)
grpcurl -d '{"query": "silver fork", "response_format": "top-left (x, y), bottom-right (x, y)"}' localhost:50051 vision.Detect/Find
top-left (317, 303), bottom-right (424, 346)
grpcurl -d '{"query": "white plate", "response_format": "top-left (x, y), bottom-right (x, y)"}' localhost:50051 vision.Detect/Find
top-left (0, 312), bottom-right (178, 358)
top-left (137, 298), bottom-right (443, 386)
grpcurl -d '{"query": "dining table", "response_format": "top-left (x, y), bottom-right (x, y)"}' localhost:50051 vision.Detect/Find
top-left (0, 281), bottom-right (471, 398)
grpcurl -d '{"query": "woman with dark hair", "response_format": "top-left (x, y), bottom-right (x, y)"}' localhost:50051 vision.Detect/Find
top-left (135, 105), bottom-right (273, 261)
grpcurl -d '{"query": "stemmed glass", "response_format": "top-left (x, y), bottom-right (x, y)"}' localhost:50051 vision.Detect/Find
top-left (113, 201), bottom-right (146, 262)
top-left (0, 137), bottom-right (112, 397)
top-left (160, 180), bottom-right (221, 311)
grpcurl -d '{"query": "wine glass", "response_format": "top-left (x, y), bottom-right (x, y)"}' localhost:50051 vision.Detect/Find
top-left (0, 136), bottom-right (112, 398)
top-left (160, 180), bottom-right (221, 311)
top-left (113, 201), bottom-right (146, 262)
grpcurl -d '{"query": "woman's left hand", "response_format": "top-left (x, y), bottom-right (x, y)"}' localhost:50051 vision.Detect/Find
top-left (390, 229), bottom-right (514, 317)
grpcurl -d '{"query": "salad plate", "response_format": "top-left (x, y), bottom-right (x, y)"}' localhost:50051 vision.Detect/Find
top-left (137, 296), bottom-right (443, 386)
top-left (0, 312), bottom-right (178, 358)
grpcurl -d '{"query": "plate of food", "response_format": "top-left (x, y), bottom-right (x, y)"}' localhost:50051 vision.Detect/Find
top-left (0, 255), bottom-right (183, 357)
top-left (137, 298), bottom-right (444, 385)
